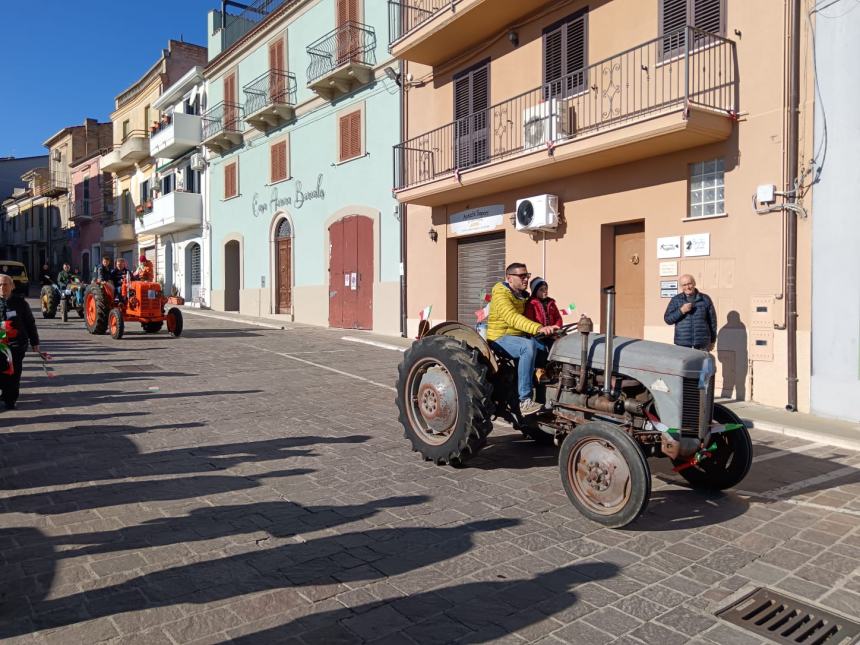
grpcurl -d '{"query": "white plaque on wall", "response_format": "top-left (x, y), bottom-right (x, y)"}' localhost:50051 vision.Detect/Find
top-left (449, 204), bottom-right (505, 236)
top-left (659, 261), bottom-right (678, 277)
top-left (657, 236), bottom-right (681, 259)
top-left (684, 233), bottom-right (710, 257)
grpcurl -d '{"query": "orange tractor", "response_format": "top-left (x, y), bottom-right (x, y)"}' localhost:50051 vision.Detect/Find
top-left (84, 277), bottom-right (183, 340)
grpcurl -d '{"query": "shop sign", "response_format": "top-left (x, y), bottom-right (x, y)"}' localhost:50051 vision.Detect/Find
top-left (449, 204), bottom-right (504, 236)
top-left (683, 233), bottom-right (710, 257)
top-left (657, 236), bottom-right (681, 259)
top-left (660, 280), bottom-right (679, 298)
top-left (252, 173), bottom-right (326, 218)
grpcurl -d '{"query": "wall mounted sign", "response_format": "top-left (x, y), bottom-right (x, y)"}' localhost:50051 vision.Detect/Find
top-left (657, 236), bottom-right (681, 259)
top-left (252, 173), bottom-right (326, 217)
top-left (659, 261), bottom-right (678, 277)
top-left (449, 204), bottom-right (504, 236)
top-left (660, 280), bottom-right (679, 298)
top-left (684, 233), bottom-right (710, 257)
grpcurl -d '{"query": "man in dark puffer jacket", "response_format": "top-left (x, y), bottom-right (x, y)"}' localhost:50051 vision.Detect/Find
top-left (664, 274), bottom-right (717, 351)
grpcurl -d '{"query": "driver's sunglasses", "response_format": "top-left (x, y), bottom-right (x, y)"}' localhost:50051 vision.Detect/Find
top-left (508, 272), bottom-right (531, 279)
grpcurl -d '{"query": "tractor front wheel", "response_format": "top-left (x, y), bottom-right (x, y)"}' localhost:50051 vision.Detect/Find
top-left (166, 307), bottom-right (183, 337)
top-left (109, 308), bottom-right (124, 339)
top-left (40, 286), bottom-right (58, 319)
top-left (560, 422), bottom-right (651, 528)
top-left (84, 286), bottom-right (109, 335)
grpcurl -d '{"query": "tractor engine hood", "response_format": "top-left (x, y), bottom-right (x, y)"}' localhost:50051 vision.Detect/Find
top-left (549, 333), bottom-right (711, 380)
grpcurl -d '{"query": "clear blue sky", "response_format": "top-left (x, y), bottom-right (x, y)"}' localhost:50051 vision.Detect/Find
top-left (0, 0), bottom-right (216, 158)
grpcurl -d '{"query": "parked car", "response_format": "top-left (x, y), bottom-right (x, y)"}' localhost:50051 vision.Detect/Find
top-left (0, 260), bottom-right (29, 296)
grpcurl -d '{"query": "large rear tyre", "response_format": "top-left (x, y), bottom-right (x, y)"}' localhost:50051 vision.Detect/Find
top-left (84, 285), bottom-right (109, 335)
top-left (109, 308), bottom-right (124, 340)
top-left (673, 404), bottom-right (753, 491)
top-left (40, 286), bottom-right (58, 319)
top-left (560, 422), bottom-right (651, 528)
top-left (396, 335), bottom-right (494, 467)
top-left (166, 307), bottom-right (183, 337)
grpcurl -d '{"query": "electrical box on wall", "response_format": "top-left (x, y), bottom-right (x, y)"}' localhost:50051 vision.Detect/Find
top-left (515, 194), bottom-right (559, 232)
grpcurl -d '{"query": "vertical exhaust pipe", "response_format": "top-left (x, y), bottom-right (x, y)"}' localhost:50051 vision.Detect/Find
top-left (603, 286), bottom-right (616, 398)
top-left (576, 314), bottom-right (593, 393)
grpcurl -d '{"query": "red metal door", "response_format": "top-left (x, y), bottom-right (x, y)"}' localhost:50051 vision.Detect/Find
top-left (328, 219), bottom-right (344, 327)
top-left (341, 216), bottom-right (358, 328)
top-left (328, 215), bottom-right (373, 329)
top-left (277, 237), bottom-right (291, 313)
top-left (355, 216), bottom-right (373, 330)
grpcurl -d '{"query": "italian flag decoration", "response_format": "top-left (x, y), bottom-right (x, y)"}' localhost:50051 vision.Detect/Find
top-left (559, 303), bottom-right (576, 316)
top-left (418, 305), bottom-right (432, 322)
top-left (672, 423), bottom-right (744, 472)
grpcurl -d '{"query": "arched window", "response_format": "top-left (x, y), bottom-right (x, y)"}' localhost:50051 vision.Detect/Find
top-left (276, 218), bottom-right (292, 239)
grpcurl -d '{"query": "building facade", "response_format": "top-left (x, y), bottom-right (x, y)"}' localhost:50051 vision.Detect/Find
top-left (0, 155), bottom-right (48, 264)
top-left (392, 0), bottom-right (815, 412)
top-left (69, 148), bottom-right (113, 282)
top-left (145, 66), bottom-right (209, 305)
top-left (100, 40), bottom-right (206, 271)
top-left (204, 0), bottom-right (401, 333)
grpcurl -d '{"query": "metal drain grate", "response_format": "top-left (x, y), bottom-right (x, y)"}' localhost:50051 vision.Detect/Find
top-left (717, 587), bottom-right (860, 645)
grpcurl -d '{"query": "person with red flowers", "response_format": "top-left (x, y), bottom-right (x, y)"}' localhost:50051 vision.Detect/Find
top-left (0, 273), bottom-right (45, 410)
top-left (524, 277), bottom-right (563, 330)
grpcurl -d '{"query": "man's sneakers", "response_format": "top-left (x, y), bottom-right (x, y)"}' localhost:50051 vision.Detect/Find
top-left (519, 398), bottom-right (543, 416)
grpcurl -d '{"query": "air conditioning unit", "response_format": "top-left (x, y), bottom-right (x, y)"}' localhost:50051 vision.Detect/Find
top-left (523, 99), bottom-right (573, 150)
top-left (515, 194), bottom-right (559, 232)
top-left (189, 153), bottom-right (206, 171)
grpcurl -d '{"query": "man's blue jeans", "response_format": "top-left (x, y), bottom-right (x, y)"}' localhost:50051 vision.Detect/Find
top-left (490, 335), bottom-right (547, 401)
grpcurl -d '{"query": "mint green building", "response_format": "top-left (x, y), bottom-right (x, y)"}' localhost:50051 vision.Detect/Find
top-left (203, 0), bottom-right (401, 334)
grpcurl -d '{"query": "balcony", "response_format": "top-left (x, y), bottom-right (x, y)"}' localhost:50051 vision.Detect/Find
top-left (388, 0), bottom-right (555, 66)
top-left (101, 218), bottom-right (136, 244)
top-left (306, 21), bottom-right (376, 100)
top-left (150, 112), bottom-right (203, 159)
top-left (31, 169), bottom-right (69, 198)
top-left (202, 102), bottom-right (245, 154)
top-left (394, 27), bottom-right (737, 206)
top-left (71, 198), bottom-right (111, 222)
top-left (136, 191), bottom-right (203, 235)
top-left (101, 131), bottom-right (150, 172)
top-left (244, 70), bottom-right (297, 131)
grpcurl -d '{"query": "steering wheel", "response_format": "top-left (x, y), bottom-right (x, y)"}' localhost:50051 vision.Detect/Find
top-left (534, 322), bottom-right (579, 341)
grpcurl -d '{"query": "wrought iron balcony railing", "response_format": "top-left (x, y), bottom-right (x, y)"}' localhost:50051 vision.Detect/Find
top-left (31, 169), bottom-right (69, 197)
top-left (244, 70), bottom-right (297, 116)
top-left (202, 101), bottom-right (245, 141)
top-left (394, 26), bottom-right (737, 191)
top-left (306, 21), bottom-right (377, 86)
top-left (388, 0), bottom-right (449, 45)
top-left (221, 0), bottom-right (299, 53)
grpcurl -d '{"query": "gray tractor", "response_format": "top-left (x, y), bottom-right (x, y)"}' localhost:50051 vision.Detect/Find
top-left (396, 287), bottom-right (752, 528)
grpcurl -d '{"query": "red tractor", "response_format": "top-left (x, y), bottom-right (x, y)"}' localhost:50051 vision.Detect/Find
top-left (84, 277), bottom-right (183, 340)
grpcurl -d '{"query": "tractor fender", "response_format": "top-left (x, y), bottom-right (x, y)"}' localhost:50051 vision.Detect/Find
top-left (421, 321), bottom-right (499, 374)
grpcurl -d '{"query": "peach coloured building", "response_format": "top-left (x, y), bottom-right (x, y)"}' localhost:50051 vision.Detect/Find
top-left (391, 0), bottom-right (815, 412)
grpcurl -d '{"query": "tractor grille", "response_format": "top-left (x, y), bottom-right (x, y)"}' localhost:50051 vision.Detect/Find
top-left (129, 285), bottom-right (163, 318)
top-left (681, 376), bottom-right (714, 430)
top-left (717, 587), bottom-right (860, 644)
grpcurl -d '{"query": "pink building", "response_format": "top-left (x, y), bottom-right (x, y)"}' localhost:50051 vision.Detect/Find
top-left (69, 147), bottom-right (112, 281)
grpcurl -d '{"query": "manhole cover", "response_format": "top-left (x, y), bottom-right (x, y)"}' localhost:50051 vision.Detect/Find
top-left (717, 587), bottom-right (860, 644)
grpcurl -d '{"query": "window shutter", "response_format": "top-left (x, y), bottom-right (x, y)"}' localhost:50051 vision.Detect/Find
top-left (660, 0), bottom-right (688, 55)
top-left (225, 163), bottom-right (237, 198)
top-left (348, 111), bottom-right (362, 158)
top-left (453, 75), bottom-right (471, 121)
top-left (566, 15), bottom-right (586, 93)
top-left (543, 26), bottom-right (563, 97)
top-left (470, 66), bottom-right (489, 113)
top-left (693, 0), bottom-right (722, 34)
top-left (339, 114), bottom-right (351, 161)
top-left (543, 12), bottom-right (587, 99)
top-left (271, 141), bottom-right (287, 181)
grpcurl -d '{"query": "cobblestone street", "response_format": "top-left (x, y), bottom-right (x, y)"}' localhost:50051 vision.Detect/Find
top-left (1, 308), bottom-right (859, 644)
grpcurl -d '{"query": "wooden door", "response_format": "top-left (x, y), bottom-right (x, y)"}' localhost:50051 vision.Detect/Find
top-left (269, 39), bottom-right (286, 103)
top-left (613, 222), bottom-right (645, 338)
top-left (225, 240), bottom-right (240, 311)
top-left (277, 237), bottom-right (291, 313)
top-left (223, 74), bottom-right (237, 130)
top-left (328, 215), bottom-right (373, 330)
top-left (336, 0), bottom-right (360, 66)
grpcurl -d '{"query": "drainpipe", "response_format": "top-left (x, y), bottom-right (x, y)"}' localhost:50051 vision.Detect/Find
top-left (398, 58), bottom-right (408, 338)
top-left (785, 0), bottom-right (801, 411)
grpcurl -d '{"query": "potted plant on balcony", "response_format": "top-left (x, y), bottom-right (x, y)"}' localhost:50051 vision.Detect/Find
top-left (149, 122), bottom-right (158, 135)
top-left (145, 200), bottom-right (153, 211)
top-left (135, 204), bottom-right (145, 215)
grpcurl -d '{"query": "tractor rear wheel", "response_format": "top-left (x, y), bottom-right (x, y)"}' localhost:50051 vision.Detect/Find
top-left (396, 335), bottom-right (494, 467)
top-left (560, 422), bottom-right (651, 528)
top-left (673, 404), bottom-right (753, 491)
top-left (142, 321), bottom-right (163, 333)
top-left (109, 308), bottom-right (124, 339)
top-left (166, 307), bottom-right (183, 337)
top-left (40, 286), bottom-right (58, 319)
top-left (84, 286), bottom-right (109, 335)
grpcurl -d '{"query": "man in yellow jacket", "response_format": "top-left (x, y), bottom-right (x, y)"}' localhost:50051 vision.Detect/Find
top-left (487, 263), bottom-right (559, 416)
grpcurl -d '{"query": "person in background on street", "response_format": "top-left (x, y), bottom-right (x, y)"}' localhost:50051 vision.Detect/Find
top-left (40, 264), bottom-right (53, 287)
top-left (134, 254), bottom-right (154, 282)
top-left (487, 263), bottom-right (559, 417)
top-left (0, 273), bottom-right (45, 410)
top-left (96, 255), bottom-right (113, 284)
top-left (663, 274), bottom-right (717, 351)
top-left (57, 263), bottom-right (72, 291)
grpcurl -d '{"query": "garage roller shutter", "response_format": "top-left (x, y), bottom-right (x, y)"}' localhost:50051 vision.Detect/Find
top-left (457, 232), bottom-right (505, 325)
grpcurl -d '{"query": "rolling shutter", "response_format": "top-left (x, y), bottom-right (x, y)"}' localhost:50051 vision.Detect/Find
top-left (457, 233), bottom-right (505, 326)
top-left (543, 11), bottom-right (587, 99)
